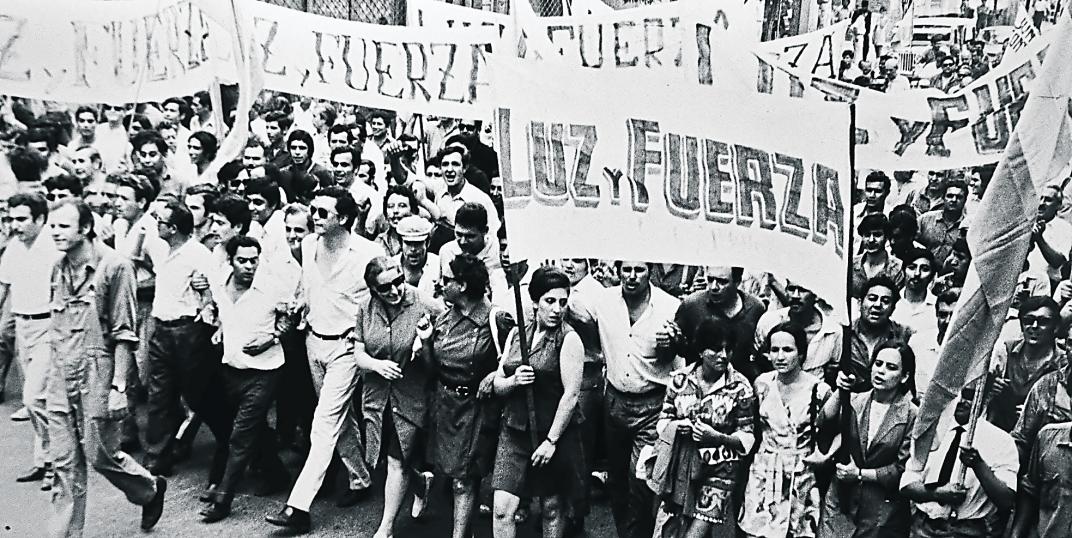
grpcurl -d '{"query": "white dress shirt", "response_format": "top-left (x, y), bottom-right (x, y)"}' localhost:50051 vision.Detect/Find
top-left (147, 237), bottom-right (216, 321)
top-left (299, 232), bottom-right (386, 336)
top-left (0, 233), bottom-right (62, 315)
top-left (570, 284), bottom-right (682, 393)
top-left (212, 270), bottom-right (294, 370)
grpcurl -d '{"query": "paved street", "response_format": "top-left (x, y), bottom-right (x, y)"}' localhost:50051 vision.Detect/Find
top-left (0, 397), bottom-right (616, 537)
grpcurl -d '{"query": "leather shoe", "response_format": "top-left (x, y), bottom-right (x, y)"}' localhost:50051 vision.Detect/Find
top-left (140, 476), bottom-right (167, 531)
top-left (265, 506), bottom-right (310, 533)
top-left (15, 466), bottom-right (46, 482)
top-left (336, 486), bottom-right (371, 507)
top-left (411, 471), bottom-right (434, 519)
top-left (148, 462), bottom-right (173, 478)
top-left (199, 484), bottom-right (218, 503)
top-left (199, 501), bottom-right (231, 523)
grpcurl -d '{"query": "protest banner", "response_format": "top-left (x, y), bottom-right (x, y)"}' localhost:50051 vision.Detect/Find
top-left (492, 57), bottom-right (852, 312)
top-left (406, 0), bottom-right (511, 39)
top-left (248, 1), bottom-right (498, 117)
top-left (0, 0), bottom-right (237, 103)
top-left (754, 21), bottom-right (849, 81)
top-left (709, 28), bottom-right (1055, 171)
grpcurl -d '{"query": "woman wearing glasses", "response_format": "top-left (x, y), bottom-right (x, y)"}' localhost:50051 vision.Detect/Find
top-left (354, 256), bottom-right (444, 538)
top-left (416, 253), bottom-right (501, 538)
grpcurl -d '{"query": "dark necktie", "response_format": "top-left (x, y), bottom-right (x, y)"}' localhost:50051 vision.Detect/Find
top-left (925, 426), bottom-right (964, 489)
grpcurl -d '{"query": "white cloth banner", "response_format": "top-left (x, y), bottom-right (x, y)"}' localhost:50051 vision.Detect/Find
top-left (720, 30), bottom-right (1055, 171)
top-left (405, 0), bottom-right (511, 39)
top-left (492, 58), bottom-right (852, 313)
top-left (249, 1), bottom-right (497, 116)
top-left (0, 0), bottom-right (238, 103)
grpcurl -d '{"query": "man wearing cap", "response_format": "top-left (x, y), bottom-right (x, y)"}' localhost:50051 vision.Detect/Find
top-left (396, 215), bottom-right (440, 298)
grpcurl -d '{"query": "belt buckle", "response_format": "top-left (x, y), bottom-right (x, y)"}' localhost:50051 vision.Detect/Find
top-left (453, 385), bottom-right (472, 398)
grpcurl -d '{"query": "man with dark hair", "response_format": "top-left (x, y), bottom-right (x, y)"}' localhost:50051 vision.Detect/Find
top-left (855, 171), bottom-right (891, 220)
top-left (142, 201), bottom-right (228, 479)
top-left (438, 202), bottom-right (508, 306)
top-left (245, 178), bottom-right (288, 268)
top-left (242, 138), bottom-right (268, 170)
top-left (327, 124), bottom-right (355, 154)
top-left (755, 280), bottom-right (843, 377)
top-left (908, 290), bottom-right (960, 393)
top-left (43, 174), bottom-right (83, 204)
top-left (185, 183), bottom-right (220, 248)
top-left (130, 130), bottom-right (176, 197)
top-left (280, 130), bottom-right (330, 203)
top-left (436, 145), bottom-right (499, 233)
top-left (888, 204), bottom-right (921, 261)
top-left (263, 110), bottom-right (293, 169)
top-left (673, 265), bottom-right (765, 377)
top-left (71, 106), bottom-right (99, 150)
top-left (330, 146), bottom-right (379, 236)
top-left (567, 260), bottom-right (681, 538)
top-left (22, 125), bottom-right (69, 180)
top-left (206, 195), bottom-right (253, 270)
top-left (45, 198), bottom-right (167, 535)
top-left (70, 146), bottom-right (104, 188)
top-left (892, 247), bottom-right (938, 338)
top-left (7, 145), bottom-right (47, 192)
top-left (199, 235), bottom-right (294, 523)
top-left (918, 178), bottom-right (968, 263)
top-left (988, 296), bottom-right (1065, 432)
top-left (0, 192), bottom-right (60, 488)
top-left (446, 119), bottom-right (498, 189)
top-left (852, 214), bottom-right (905, 298)
top-left (267, 187), bottom-right (385, 531)
top-left (830, 275), bottom-right (912, 390)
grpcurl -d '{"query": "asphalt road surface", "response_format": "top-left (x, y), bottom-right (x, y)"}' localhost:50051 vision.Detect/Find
top-left (0, 397), bottom-right (617, 537)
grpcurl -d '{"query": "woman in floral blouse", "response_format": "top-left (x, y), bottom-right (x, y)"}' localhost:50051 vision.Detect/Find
top-left (650, 319), bottom-right (756, 538)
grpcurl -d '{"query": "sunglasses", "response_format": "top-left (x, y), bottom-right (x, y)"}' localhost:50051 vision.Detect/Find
top-left (45, 192), bottom-right (69, 202)
top-left (374, 275), bottom-right (404, 294)
top-left (312, 206), bottom-right (336, 219)
top-left (458, 124), bottom-right (477, 132)
top-left (1022, 316), bottom-right (1056, 326)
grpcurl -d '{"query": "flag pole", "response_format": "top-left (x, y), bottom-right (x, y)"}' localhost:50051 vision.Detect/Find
top-left (836, 102), bottom-right (858, 465)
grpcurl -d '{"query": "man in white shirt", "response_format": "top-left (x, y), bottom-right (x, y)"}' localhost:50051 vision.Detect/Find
top-left (908, 291), bottom-right (958, 394)
top-left (245, 178), bottom-right (288, 265)
top-left (267, 187), bottom-right (385, 533)
top-left (199, 236), bottom-right (295, 523)
top-left (567, 261), bottom-right (681, 538)
top-left (1027, 184), bottom-right (1071, 288)
top-left (0, 192), bottom-right (61, 486)
top-left (900, 387), bottom-right (1017, 535)
top-left (435, 145), bottom-right (499, 234)
top-left (892, 247), bottom-right (939, 339)
top-left (142, 202), bottom-right (228, 479)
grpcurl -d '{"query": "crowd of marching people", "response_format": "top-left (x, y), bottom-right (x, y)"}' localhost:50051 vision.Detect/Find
top-left (0, 75), bottom-right (1071, 538)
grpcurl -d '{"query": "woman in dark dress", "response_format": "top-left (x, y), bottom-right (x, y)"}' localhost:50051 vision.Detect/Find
top-left (490, 267), bottom-right (585, 538)
top-left (416, 254), bottom-right (498, 538)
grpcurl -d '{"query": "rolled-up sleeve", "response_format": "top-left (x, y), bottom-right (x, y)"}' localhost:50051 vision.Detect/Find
top-left (105, 258), bottom-right (139, 345)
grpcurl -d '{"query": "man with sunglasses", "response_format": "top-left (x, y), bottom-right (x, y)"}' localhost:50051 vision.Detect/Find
top-left (0, 192), bottom-right (61, 488)
top-left (267, 187), bottom-right (384, 532)
top-left (988, 296), bottom-right (1066, 432)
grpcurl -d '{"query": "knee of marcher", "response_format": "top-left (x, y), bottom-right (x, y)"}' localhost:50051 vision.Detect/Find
top-left (451, 479), bottom-right (472, 495)
top-left (542, 497), bottom-right (562, 520)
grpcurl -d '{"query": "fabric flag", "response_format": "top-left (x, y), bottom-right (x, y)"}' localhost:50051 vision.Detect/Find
top-left (910, 12), bottom-right (1072, 468)
top-left (1008, 3), bottom-right (1040, 53)
top-left (199, 0), bottom-right (263, 178)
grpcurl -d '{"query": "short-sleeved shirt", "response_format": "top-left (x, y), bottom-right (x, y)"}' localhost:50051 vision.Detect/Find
top-left (430, 298), bottom-right (496, 388)
top-left (917, 210), bottom-right (964, 263)
top-left (436, 181), bottom-right (501, 234)
top-left (147, 237), bottom-right (216, 321)
top-left (0, 233), bottom-right (62, 315)
top-left (1012, 369), bottom-right (1072, 465)
top-left (569, 284), bottom-right (682, 394)
top-left (988, 338), bottom-right (1064, 431)
top-left (900, 416), bottom-right (1018, 520)
top-left (300, 232), bottom-right (386, 336)
top-left (355, 286), bottom-right (445, 425)
top-left (1022, 423), bottom-right (1072, 538)
top-left (1027, 216), bottom-right (1072, 283)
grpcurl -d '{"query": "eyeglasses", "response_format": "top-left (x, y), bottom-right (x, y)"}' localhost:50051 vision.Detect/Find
top-left (374, 275), bottom-right (404, 294)
top-left (311, 206), bottom-right (336, 219)
top-left (45, 192), bottom-right (69, 202)
top-left (458, 124), bottom-right (477, 132)
top-left (1022, 316), bottom-right (1056, 327)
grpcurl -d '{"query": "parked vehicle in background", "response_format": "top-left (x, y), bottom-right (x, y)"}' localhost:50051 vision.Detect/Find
top-left (889, 16), bottom-right (976, 79)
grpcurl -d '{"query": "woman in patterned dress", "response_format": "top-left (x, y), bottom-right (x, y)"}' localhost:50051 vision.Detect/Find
top-left (739, 322), bottom-right (835, 538)
top-left (651, 319), bottom-right (756, 538)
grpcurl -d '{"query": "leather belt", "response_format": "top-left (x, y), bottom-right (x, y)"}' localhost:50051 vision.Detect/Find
top-left (310, 328), bottom-right (353, 341)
